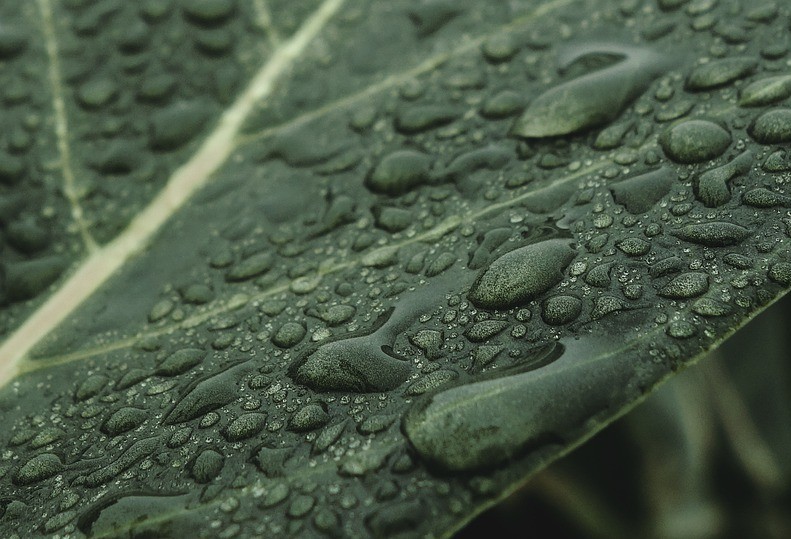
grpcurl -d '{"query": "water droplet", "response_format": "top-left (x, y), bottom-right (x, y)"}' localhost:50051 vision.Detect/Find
top-left (407, 2), bottom-right (460, 37)
top-left (403, 340), bottom-right (648, 471)
top-left (163, 362), bottom-right (251, 425)
top-left (13, 453), bottom-right (64, 486)
top-left (409, 329), bottom-right (444, 360)
top-left (313, 507), bottom-right (341, 534)
top-left (480, 90), bottom-right (525, 119)
top-left (591, 296), bottom-right (626, 320)
top-left (260, 482), bottom-right (290, 507)
top-left (584, 264), bottom-right (612, 288)
top-left (358, 414), bottom-right (398, 435)
top-left (181, 0), bottom-right (236, 25)
top-left (660, 119), bottom-right (731, 163)
top-left (365, 150), bottom-right (433, 196)
top-left (469, 228), bottom-right (511, 270)
top-left (468, 239), bottom-right (576, 310)
top-left (425, 252), bottom-right (456, 277)
top-left (287, 494), bottom-right (315, 519)
top-left (742, 188), bottom-right (791, 208)
top-left (405, 369), bottom-right (458, 396)
top-left (192, 449), bottom-right (224, 483)
top-left (3, 256), bottom-right (68, 302)
top-left (167, 427), bottom-right (193, 448)
top-left (76, 78), bottom-right (119, 109)
top-left (511, 44), bottom-right (667, 138)
top-left (223, 413), bottom-right (267, 441)
top-left (616, 237), bottom-right (651, 256)
top-left (148, 299), bottom-right (175, 322)
top-left (30, 427), bottom-right (65, 449)
top-left (75, 374), bottom-right (109, 401)
top-left (149, 100), bottom-right (210, 151)
top-left (691, 298), bottom-right (732, 317)
top-left (288, 403), bottom-right (329, 432)
top-left (102, 407), bottom-right (148, 437)
top-left (671, 222), bottom-right (749, 246)
top-left (253, 446), bottom-right (292, 478)
top-left (723, 253), bottom-right (753, 269)
top-left (339, 449), bottom-right (388, 476)
top-left (610, 167), bottom-right (675, 214)
top-left (44, 510), bottom-right (76, 533)
top-left (373, 206), bottom-right (414, 233)
top-left (768, 262), bottom-right (791, 286)
top-left (667, 320), bottom-right (696, 338)
top-left (290, 313), bottom-right (411, 392)
top-left (85, 436), bottom-right (161, 487)
top-left (695, 150), bottom-right (753, 207)
top-left (117, 369), bottom-right (150, 390)
top-left (749, 108), bottom-right (791, 144)
top-left (739, 75), bottom-right (791, 107)
top-left (156, 348), bottom-right (205, 376)
top-left (272, 322), bottom-right (306, 349)
top-left (365, 501), bottom-right (427, 537)
top-left (0, 26), bottom-right (27, 59)
top-left (394, 105), bottom-right (459, 134)
top-left (226, 251), bottom-right (274, 281)
top-left (685, 57), bottom-right (757, 91)
top-left (658, 272), bottom-right (709, 299)
top-left (542, 295), bottom-right (582, 325)
top-left (464, 320), bottom-right (508, 343)
top-left (312, 421), bottom-right (347, 454)
top-left (439, 146), bottom-right (512, 185)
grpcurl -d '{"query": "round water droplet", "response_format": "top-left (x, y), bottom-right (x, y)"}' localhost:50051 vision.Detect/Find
top-left (749, 108), bottom-right (791, 144)
top-left (149, 100), bottom-right (210, 151)
top-left (365, 150), bottom-right (432, 196)
top-left (76, 78), bottom-right (119, 109)
top-left (542, 295), bottom-right (582, 325)
top-left (768, 262), bottom-right (791, 286)
top-left (272, 322), bottom-right (306, 349)
top-left (13, 453), bottom-right (64, 486)
top-left (660, 120), bottom-right (731, 163)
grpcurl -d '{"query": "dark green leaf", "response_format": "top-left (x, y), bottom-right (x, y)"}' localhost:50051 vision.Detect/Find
top-left (1, 0), bottom-right (791, 537)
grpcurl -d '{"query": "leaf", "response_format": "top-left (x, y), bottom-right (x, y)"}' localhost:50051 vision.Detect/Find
top-left (1, 0), bottom-right (791, 537)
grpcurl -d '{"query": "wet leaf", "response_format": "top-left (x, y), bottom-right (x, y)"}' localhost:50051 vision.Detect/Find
top-left (1, 0), bottom-right (791, 537)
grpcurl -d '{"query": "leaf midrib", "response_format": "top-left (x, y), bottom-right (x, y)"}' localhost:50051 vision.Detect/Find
top-left (0, 0), bottom-right (347, 384)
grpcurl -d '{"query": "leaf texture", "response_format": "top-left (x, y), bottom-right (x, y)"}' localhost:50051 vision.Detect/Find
top-left (1, 0), bottom-right (791, 537)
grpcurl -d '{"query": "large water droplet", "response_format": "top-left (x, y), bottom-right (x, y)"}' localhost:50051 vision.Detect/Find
top-left (468, 239), bottom-right (576, 310)
top-left (511, 44), bottom-right (668, 138)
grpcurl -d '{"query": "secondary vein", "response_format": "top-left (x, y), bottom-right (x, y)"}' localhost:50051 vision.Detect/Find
top-left (36, 0), bottom-right (99, 253)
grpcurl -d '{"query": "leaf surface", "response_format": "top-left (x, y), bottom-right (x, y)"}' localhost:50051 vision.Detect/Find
top-left (1, 0), bottom-right (791, 537)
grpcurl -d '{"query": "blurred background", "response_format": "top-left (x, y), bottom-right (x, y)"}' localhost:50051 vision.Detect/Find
top-left (458, 294), bottom-right (791, 539)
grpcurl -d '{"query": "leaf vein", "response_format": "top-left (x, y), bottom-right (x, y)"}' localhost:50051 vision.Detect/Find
top-left (36, 0), bottom-right (98, 253)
